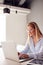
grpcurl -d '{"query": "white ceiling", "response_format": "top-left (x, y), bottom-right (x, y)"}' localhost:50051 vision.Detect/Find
top-left (0, 0), bottom-right (31, 14)
top-left (0, 4), bottom-right (31, 14)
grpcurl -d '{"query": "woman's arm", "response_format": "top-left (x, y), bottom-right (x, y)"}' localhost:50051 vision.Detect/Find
top-left (18, 38), bottom-right (30, 59)
top-left (18, 43), bottom-right (30, 59)
top-left (20, 37), bottom-right (31, 54)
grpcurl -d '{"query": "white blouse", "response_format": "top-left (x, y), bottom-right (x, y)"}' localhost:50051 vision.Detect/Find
top-left (21, 37), bottom-right (43, 59)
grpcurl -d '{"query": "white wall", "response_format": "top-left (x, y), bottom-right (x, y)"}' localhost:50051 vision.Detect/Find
top-left (6, 13), bottom-right (27, 45)
top-left (27, 0), bottom-right (43, 33)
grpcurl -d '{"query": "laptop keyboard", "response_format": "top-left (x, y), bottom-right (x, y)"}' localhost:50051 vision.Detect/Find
top-left (29, 59), bottom-right (43, 64)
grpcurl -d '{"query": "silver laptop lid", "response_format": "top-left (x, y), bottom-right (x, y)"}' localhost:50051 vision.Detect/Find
top-left (2, 41), bottom-right (19, 62)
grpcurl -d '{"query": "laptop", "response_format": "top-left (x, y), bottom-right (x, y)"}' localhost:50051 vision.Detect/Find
top-left (2, 41), bottom-right (32, 63)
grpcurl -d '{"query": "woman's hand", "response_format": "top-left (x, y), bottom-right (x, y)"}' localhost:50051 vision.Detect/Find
top-left (18, 53), bottom-right (29, 59)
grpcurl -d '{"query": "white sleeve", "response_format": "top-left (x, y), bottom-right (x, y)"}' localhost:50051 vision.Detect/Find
top-left (21, 39), bottom-right (30, 54)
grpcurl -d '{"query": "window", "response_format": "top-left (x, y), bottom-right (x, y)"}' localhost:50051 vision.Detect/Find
top-left (0, 14), bottom-right (6, 46)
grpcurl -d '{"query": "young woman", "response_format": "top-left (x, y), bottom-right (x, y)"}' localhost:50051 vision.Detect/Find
top-left (18, 22), bottom-right (43, 59)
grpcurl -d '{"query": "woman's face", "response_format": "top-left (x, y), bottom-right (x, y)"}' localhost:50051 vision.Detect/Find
top-left (27, 25), bottom-right (35, 37)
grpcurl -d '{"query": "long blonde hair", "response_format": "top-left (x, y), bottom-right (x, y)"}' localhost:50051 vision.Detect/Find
top-left (27, 22), bottom-right (43, 39)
